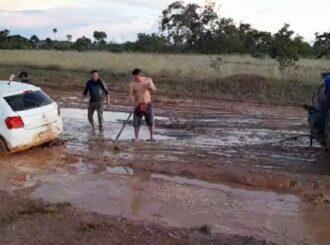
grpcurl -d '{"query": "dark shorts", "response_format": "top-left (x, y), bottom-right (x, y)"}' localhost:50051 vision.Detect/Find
top-left (133, 104), bottom-right (154, 128)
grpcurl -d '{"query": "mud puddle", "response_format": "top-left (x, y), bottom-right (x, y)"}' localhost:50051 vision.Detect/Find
top-left (0, 160), bottom-right (328, 245)
top-left (60, 108), bottom-right (178, 152)
top-left (61, 107), bottom-right (313, 151)
top-left (11, 106), bottom-right (326, 176)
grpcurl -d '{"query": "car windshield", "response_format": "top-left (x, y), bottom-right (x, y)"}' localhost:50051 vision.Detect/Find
top-left (4, 90), bottom-right (53, 112)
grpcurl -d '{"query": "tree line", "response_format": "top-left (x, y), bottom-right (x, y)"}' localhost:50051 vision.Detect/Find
top-left (1, 1), bottom-right (330, 60)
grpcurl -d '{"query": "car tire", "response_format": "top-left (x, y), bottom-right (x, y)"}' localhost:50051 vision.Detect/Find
top-left (0, 138), bottom-right (8, 154)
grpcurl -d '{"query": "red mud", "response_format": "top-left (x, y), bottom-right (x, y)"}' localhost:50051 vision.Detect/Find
top-left (0, 87), bottom-right (329, 244)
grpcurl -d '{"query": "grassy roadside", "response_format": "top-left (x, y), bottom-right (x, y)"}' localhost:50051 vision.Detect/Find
top-left (0, 50), bottom-right (326, 105)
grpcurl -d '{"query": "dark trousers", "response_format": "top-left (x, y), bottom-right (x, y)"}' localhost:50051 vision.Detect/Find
top-left (88, 102), bottom-right (104, 127)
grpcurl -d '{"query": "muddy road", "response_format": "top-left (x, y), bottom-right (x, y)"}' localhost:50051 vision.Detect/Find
top-left (1, 89), bottom-right (330, 244)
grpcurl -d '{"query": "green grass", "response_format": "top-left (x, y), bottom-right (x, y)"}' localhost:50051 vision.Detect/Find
top-left (0, 50), bottom-right (328, 105)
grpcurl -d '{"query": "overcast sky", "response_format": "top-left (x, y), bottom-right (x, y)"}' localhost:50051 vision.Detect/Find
top-left (0, 0), bottom-right (329, 42)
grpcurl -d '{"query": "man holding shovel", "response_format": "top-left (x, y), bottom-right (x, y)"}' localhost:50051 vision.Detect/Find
top-left (129, 68), bottom-right (156, 141)
top-left (82, 70), bottom-right (110, 131)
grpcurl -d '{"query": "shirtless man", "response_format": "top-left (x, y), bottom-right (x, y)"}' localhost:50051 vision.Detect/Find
top-left (129, 68), bottom-right (156, 141)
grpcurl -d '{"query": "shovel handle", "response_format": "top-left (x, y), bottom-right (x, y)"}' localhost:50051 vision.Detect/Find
top-left (113, 111), bottom-right (133, 143)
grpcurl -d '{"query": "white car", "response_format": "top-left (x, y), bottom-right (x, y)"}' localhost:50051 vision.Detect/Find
top-left (0, 80), bottom-right (63, 153)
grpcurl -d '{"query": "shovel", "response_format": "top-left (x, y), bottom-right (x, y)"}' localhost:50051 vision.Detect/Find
top-left (112, 111), bottom-right (134, 150)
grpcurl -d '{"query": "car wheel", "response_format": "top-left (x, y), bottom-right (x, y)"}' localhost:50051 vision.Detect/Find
top-left (0, 138), bottom-right (8, 153)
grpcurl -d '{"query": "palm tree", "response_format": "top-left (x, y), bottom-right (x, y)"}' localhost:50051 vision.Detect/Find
top-left (52, 28), bottom-right (58, 40)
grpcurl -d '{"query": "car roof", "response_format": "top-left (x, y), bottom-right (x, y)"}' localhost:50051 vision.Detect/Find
top-left (0, 81), bottom-right (40, 97)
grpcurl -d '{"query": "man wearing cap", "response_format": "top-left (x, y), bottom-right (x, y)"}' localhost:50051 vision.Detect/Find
top-left (82, 70), bottom-right (110, 131)
top-left (129, 68), bottom-right (156, 141)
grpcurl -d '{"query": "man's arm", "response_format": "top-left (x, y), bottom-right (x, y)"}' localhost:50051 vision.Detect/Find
top-left (129, 82), bottom-right (135, 107)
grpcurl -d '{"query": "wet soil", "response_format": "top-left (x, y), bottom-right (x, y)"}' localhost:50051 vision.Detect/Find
top-left (1, 87), bottom-right (330, 244)
top-left (0, 191), bottom-right (272, 245)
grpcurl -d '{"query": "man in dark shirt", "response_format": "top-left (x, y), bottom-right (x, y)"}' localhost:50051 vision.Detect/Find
top-left (82, 70), bottom-right (110, 131)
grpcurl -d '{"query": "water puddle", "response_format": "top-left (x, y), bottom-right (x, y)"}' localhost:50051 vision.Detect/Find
top-left (186, 129), bottom-right (310, 148)
top-left (60, 108), bottom-right (177, 151)
top-left (2, 107), bottom-right (325, 175)
top-left (61, 108), bottom-right (168, 123)
top-left (60, 108), bottom-right (310, 151)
